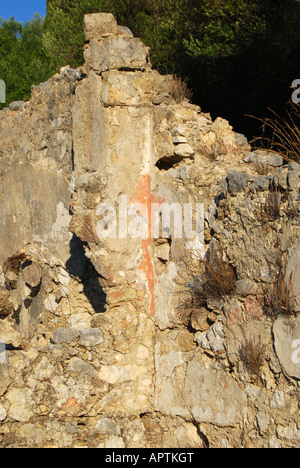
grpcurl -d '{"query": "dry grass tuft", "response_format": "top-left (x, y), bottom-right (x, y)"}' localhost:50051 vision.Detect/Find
top-left (264, 186), bottom-right (282, 220)
top-left (203, 244), bottom-right (237, 298)
top-left (265, 265), bottom-right (295, 320)
top-left (170, 75), bottom-right (193, 103)
top-left (178, 242), bottom-right (236, 323)
top-left (255, 185), bottom-right (283, 229)
top-left (200, 138), bottom-right (228, 161)
top-left (239, 330), bottom-right (266, 382)
top-left (250, 103), bottom-right (300, 164)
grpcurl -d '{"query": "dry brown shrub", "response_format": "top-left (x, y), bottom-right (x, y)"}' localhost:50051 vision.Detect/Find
top-left (264, 186), bottom-right (282, 220)
top-left (170, 75), bottom-right (193, 103)
top-left (200, 138), bottom-right (228, 161)
top-left (250, 103), bottom-right (300, 164)
top-left (204, 244), bottom-right (237, 298)
top-left (238, 330), bottom-right (266, 382)
top-left (265, 265), bottom-right (295, 320)
top-left (178, 242), bottom-right (236, 323)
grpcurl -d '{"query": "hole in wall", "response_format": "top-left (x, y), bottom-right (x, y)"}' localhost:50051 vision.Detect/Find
top-left (155, 155), bottom-right (183, 171)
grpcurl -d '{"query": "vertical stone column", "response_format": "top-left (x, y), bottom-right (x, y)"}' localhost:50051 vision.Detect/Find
top-left (71, 13), bottom-right (169, 418)
top-left (72, 13), bottom-right (171, 318)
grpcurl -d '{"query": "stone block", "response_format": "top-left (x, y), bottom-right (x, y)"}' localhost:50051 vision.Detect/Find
top-left (184, 362), bottom-right (245, 427)
top-left (244, 150), bottom-right (283, 167)
top-left (98, 364), bottom-right (147, 384)
top-left (95, 417), bottom-right (121, 435)
top-left (244, 296), bottom-right (264, 320)
top-left (0, 403), bottom-right (7, 421)
top-left (235, 279), bottom-right (260, 296)
top-left (72, 75), bottom-right (108, 172)
top-left (67, 356), bottom-right (97, 378)
top-left (9, 101), bottom-right (25, 112)
top-left (273, 316), bottom-right (300, 380)
top-left (84, 13), bottom-right (118, 41)
top-left (250, 175), bottom-right (270, 193)
top-left (78, 328), bottom-right (104, 347)
top-left (22, 263), bottom-right (42, 288)
top-left (190, 309), bottom-right (210, 332)
top-left (53, 327), bottom-right (80, 344)
top-left (0, 288), bottom-right (12, 317)
top-left (117, 25), bottom-right (134, 37)
top-left (227, 170), bottom-right (250, 196)
top-left (155, 243), bottom-right (170, 263)
top-left (0, 320), bottom-right (22, 348)
top-left (287, 162), bottom-right (300, 190)
top-left (286, 240), bottom-right (300, 312)
top-left (0, 163), bottom-right (72, 265)
top-left (223, 298), bottom-right (243, 326)
top-left (0, 365), bottom-right (12, 397)
top-left (174, 143), bottom-right (194, 158)
top-left (6, 388), bottom-right (34, 422)
top-left (101, 70), bottom-right (171, 107)
top-left (195, 318), bottom-right (225, 353)
top-left (84, 36), bottom-right (149, 73)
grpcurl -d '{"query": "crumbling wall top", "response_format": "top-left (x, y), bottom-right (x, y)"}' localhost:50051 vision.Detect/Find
top-left (83, 13), bottom-right (118, 41)
top-left (83, 13), bottom-right (150, 74)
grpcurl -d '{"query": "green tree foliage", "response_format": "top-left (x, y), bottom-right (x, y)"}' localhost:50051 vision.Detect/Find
top-left (183, 0), bottom-right (300, 138)
top-left (43, 0), bottom-right (300, 138)
top-left (0, 15), bottom-right (52, 109)
top-left (43, 0), bottom-right (184, 73)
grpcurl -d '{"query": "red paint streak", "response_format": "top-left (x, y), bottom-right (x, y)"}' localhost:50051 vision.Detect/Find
top-left (62, 398), bottom-right (80, 409)
top-left (131, 174), bottom-right (164, 317)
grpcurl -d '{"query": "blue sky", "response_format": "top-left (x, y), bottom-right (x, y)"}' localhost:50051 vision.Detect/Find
top-left (0, 0), bottom-right (46, 23)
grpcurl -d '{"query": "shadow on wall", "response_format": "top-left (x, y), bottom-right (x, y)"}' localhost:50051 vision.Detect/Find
top-left (66, 234), bottom-right (107, 313)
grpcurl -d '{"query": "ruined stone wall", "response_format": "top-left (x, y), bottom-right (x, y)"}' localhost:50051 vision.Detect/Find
top-left (0, 67), bottom-right (81, 266)
top-left (0, 13), bottom-right (299, 448)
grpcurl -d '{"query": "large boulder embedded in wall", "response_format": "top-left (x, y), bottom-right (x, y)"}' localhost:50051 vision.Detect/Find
top-left (273, 316), bottom-right (300, 380)
top-left (0, 163), bottom-right (72, 266)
